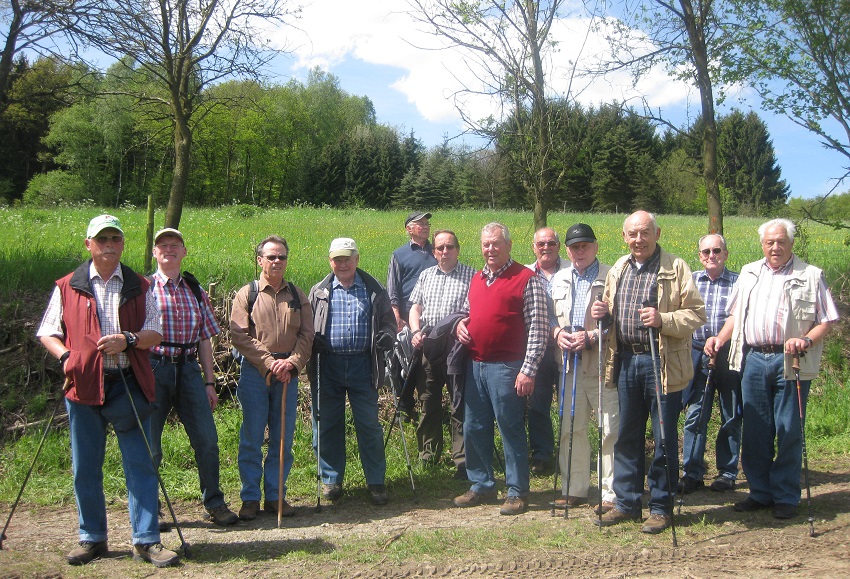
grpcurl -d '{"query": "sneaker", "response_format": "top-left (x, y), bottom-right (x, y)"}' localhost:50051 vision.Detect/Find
top-left (66, 540), bottom-right (108, 565)
top-left (710, 476), bottom-right (736, 492)
top-left (550, 495), bottom-right (586, 509)
top-left (263, 499), bottom-right (296, 517)
top-left (677, 476), bottom-right (705, 495)
top-left (207, 503), bottom-right (239, 526)
top-left (453, 489), bottom-right (498, 507)
top-left (773, 503), bottom-right (797, 519)
top-left (499, 496), bottom-right (528, 516)
top-left (322, 483), bottom-right (343, 501)
top-left (133, 542), bottom-right (179, 568)
top-left (733, 497), bottom-right (772, 512)
top-left (641, 513), bottom-right (672, 534)
top-left (238, 500), bottom-right (260, 521)
top-left (368, 484), bottom-right (389, 506)
top-left (593, 507), bottom-right (641, 527)
top-left (593, 500), bottom-right (616, 515)
top-left (531, 458), bottom-right (550, 476)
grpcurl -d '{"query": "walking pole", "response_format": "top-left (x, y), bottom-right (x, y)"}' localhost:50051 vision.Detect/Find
top-left (792, 353), bottom-right (816, 537)
top-left (314, 353), bottom-right (322, 513)
top-left (563, 338), bottom-right (581, 520)
top-left (645, 301), bottom-right (678, 548)
top-left (1, 380), bottom-right (69, 550)
top-left (278, 375), bottom-right (290, 529)
top-left (385, 346), bottom-right (418, 500)
top-left (678, 355), bottom-right (715, 515)
top-left (595, 293), bottom-right (605, 528)
top-left (550, 348), bottom-right (568, 515)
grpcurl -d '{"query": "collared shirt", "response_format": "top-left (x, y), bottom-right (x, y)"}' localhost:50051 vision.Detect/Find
top-left (149, 270), bottom-right (220, 357)
top-left (692, 267), bottom-right (738, 344)
top-left (37, 262), bottom-right (161, 369)
top-left (462, 259), bottom-right (549, 377)
top-left (386, 240), bottom-right (437, 314)
top-left (615, 247), bottom-right (661, 346)
top-left (328, 273), bottom-right (371, 354)
top-left (568, 259), bottom-right (600, 329)
top-left (525, 257), bottom-right (568, 294)
top-left (731, 257), bottom-right (837, 346)
top-left (409, 261), bottom-right (475, 328)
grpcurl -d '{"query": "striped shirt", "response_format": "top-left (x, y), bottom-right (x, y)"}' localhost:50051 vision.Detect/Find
top-left (409, 261), bottom-right (475, 328)
top-left (615, 248), bottom-right (661, 346)
top-left (692, 267), bottom-right (738, 344)
top-left (569, 260), bottom-right (600, 329)
top-left (149, 271), bottom-right (220, 357)
top-left (327, 273), bottom-right (371, 354)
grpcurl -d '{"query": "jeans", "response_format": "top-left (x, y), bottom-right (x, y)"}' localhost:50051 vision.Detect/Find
top-left (681, 344), bottom-right (742, 481)
top-left (66, 374), bottom-right (159, 545)
top-left (150, 358), bottom-right (226, 510)
top-left (416, 353), bottom-right (465, 466)
top-left (613, 351), bottom-right (681, 517)
top-left (527, 352), bottom-right (556, 462)
top-left (310, 352), bottom-right (386, 485)
top-left (464, 359), bottom-right (529, 498)
top-left (237, 362), bottom-right (298, 502)
top-left (740, 350), bottom-right (809, 507)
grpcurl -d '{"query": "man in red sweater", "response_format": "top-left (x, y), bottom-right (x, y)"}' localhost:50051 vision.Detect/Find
top-left (453, 222), bottom-right (549, 515)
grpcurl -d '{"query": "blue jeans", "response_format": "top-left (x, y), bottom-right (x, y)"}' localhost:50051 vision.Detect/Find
top-left (681, 344), bottom-right (742, 481)
top-left (310, 352), bottom-right (386, 485)
top-left (237, 362), bottom-right (298, 502)
top-left (527, 352), bottom-right (556, 462)
top-left (150, 358), bottom-right (225, 510)
top-left (613, 351), bottom-right (681, 517)
top-left (464, 360), bottom-right (529, 498)
top-left (740, 350), bottom-right (809, 507)
top-left (66, 375), bottom-right (159, 545)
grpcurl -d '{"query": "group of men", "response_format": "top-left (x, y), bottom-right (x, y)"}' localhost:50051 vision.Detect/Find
top-left (37, 209), bottom-right (837, 567)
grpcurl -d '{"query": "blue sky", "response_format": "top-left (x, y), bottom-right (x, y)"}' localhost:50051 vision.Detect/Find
top-left (265, 1), bottom-right (846, 201)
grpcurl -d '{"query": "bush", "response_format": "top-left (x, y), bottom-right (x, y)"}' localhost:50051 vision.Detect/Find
top-left (22, 171), bottom-right (90, 206)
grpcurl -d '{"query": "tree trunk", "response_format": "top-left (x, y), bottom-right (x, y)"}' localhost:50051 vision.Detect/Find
top-left (164, 115), bottom-right (192, 229)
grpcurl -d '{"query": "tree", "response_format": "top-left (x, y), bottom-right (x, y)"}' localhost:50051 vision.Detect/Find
top-left (76, 0), bottom-right (299, 228)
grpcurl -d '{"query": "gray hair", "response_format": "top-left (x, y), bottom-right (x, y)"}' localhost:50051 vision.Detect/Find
top-left (534, 227), bottom-right (559, 244)
top-left (698, 233), bottom-right (728, 250)
top-left (758, 218), bottom-right (796, 243)
top-left (623, 211), bottom-right (659, 235)
top-left (482, 222), bottom-right (511, 242)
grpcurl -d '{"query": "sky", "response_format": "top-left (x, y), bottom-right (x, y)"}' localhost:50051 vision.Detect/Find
top-left (264, 0), bottom-right (847, 201)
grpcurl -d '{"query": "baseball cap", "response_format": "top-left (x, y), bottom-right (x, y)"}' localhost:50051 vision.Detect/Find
top-left (154, 227), bottom-right (184, 244)
top-left (405, 211), bottom-right (432, 227)
top-left (329, 238), bottom-right (358, 258)
top-left (87, 214), bottom-right (124, 238)
top-left (564, 223), bottom-right (597, 246)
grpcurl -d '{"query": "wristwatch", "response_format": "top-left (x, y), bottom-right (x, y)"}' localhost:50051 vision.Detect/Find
top-left (803, 336), bottom-right (813, 349)
top-left (122, 331), bottom-right (139, 350)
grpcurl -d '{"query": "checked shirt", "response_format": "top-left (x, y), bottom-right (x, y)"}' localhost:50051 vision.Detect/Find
top-left (149, 271), bottom-right (220, 357)
top-left (692, 267), bottom-right (738, 344)
top-left (409, 262), bottom-right (475, 329)
top-left (327, 273), bottom-right (371, 354)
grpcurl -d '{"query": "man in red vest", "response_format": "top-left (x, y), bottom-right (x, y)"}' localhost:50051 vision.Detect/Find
top-left (453, 222), bottom-right (549, 515)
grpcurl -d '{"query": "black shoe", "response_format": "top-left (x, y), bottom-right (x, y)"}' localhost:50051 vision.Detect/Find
top-left (677, 476), bottom-right (704, 495)
top-left (158, 519), bottom-right (170, 533)
top-left (733, 497), bottom-right (773, 512)
top-left (530, 458), bottom-right (550, 476)
top-left (773, 503), bottom-right (797, 519)
top-left (67, 541), bottom-right (108, 565)
top-left (453, 465), bottom-right (467, 480)
top-left (322, 483), bottom-right (343, 501)
top-left (709, 476), bottom-right (736, 492)
top-left (368, 484), bottom-right (388, 505)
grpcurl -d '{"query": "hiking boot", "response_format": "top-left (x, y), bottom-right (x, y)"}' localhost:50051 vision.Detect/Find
top-left (133, 542), bottom-right (180, 568)
top-left (593, 507), bottom-right (641, 527)
top-left (531, 458), bottom-right (550, 475)
top-left (238, 500), bottom-right (260, 521)
top-left (677, 476), bottom-right (704, 495)
top-left (453, 489), bottom-right (497, 507)
top-left (368, 484), bottom-right (389, 506)
top-left (322, 483), bottom-right (343, 501)
top-left (264, 499), bottom-right (296, 517)
top-left (207, 503), bottom-right (239, 526)
top-left (550, 495), bottom-right (586, 510)
top-left (710, 476), bottom-right (736, 492)
top-left (66, 540), bottom-right (107, 565)
top-left (641, 513), bottom-right (672, 534)
top-left (733, 497), bottom-right (772, 512)
top-left (593, 500), bottom-right (616, 515)
top-left (453, 464), bottom-right (468, 480)
top-left (499, 496), bottom-right (528, 516)
top-left (773, 503), bottom-right (797, 519)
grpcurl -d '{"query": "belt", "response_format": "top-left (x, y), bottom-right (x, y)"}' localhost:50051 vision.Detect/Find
top-left (622, 343), bottom-right (656, 355)
top-left (104, 367), bottom-right (134, 381)
top-left (151, 352), bottom-right (197, 364)
top-left (749, 344), bottom-right (784, 354)
top-left (271, 352), bottom-right (291, 359)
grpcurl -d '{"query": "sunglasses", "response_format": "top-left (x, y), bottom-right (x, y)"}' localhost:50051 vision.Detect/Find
top-left (700, 247), bottom-right (724, 256)
top-left (264, 254), bottom-right (288, 262)
top-left (435, 244), bottom-right (457, 252)
top-left (92, 235), bottom-right (124, 244)
top-left (535, 240), bottom-right (558, 248)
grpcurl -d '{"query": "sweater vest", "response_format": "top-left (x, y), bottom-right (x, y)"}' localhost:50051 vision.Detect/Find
top-left (467, 261), bottom-right (534, 362)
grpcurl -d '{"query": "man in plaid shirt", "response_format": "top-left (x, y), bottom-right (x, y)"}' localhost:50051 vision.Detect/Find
top-left (148, 228), bottom-right (238, 528)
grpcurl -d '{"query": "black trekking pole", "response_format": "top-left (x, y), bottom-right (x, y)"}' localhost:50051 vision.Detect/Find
top-left (550, 348), bottom-right (568, 515)
top-left (645, 300), bottom-right (678, 548)
top-left (314, 352), bottom-right (323, 513)
top-left (563, 338), bottom-right (581, 520)
top-left (1, 380), bottom-right (68, 550)
top-left (792, 353), bottom-right (815, 537)
top-left (678, 355), bottom-right (715, 515)
top-left (384, 346), bottom-right (418, 501)
top-left (118, 370), bottom-right (190, 558)
top-left (595, 293), bottom-right (605, 528)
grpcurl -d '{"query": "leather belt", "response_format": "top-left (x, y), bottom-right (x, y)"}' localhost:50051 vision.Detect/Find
top-left (623, 343), bottom-right (655, 355)
top-left (271, 352), bottom-right (291, 359)
top-left (151, 352), bottom-right (197, 364)
top-left (104, 367), bottom-right (134, 381)
top-left (749, 344), bottom-right (783, 354)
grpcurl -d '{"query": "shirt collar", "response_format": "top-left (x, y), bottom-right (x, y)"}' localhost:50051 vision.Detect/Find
top-left (482, 258), bottom-right (514, 279)
top-left (762, 256), bottom-right (794, 274)
top-left (152, 269), bottom-right (179, 287)
top-left (573, 259), bottom-right (599, 281)
top-left (90, 262), bottom-right (122, 282)
top-left (332, 272), bottom-right (364, 290)
top-left (696, 266), bottom-right (733, 283)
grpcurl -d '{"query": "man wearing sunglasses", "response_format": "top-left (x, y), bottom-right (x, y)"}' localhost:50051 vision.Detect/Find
top-left (678, 234), bottom-right (742, 496)
top-left (230, 236), bottom-right (314, 521)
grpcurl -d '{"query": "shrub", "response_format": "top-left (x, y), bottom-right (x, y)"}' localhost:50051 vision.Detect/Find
top-left (22, 171), bottom-right (90, 206)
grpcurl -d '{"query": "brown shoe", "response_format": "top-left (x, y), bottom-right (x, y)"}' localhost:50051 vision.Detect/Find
top-left (593, 500), bottom-right (616, 515)
top-left (322, 483), bottom-right (343, 501)
top-left (453, 489), bottom-right (497, 507)
top-left (67, 541), bottom-right (108, 565)
top-left (550, 495), bottom-right (586, 509)
top-left (593, 507), bottom-right (640, 527)
top-left (238, 500), bottom-right (260, 521)
top-left (368, 484), bottom-right (389, 506)
top-left (263, 499), bottom-right (295, 517)
top-left (641, 513), bottom-right (672, 534)
top-left (133, 542), bottom-right (180, 568)
top-left (207, 503), bottom-right (239, 526)
top-left (499, 496), bottom-right (528, 516)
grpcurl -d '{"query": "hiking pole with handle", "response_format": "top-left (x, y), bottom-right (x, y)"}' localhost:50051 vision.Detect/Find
top-left (644, 299), bottom-right (678, 548)
top-left (792, 352), bottom-right (815, 537)
top-left (563, 332), bottom-right (582, 520)
top-left (678, 355), bottom-right (715, 515)
top-left (314, 352), bottom-right (322, 513)
top-left (550, 348), bottom-right (568, 515)
top-left (384, 338), bottom-right (417, 500)
top-left (595, 293), bottom-right (605, 528)
top-left (1, 379), bottom-right (69, 550)
top-left (278, 375), bottom-right (291, 529)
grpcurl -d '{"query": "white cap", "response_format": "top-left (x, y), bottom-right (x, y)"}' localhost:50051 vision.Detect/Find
top-left (154, 227), bottom-right (184, 244)
top-left (329, 237), bottom-right (358, 258)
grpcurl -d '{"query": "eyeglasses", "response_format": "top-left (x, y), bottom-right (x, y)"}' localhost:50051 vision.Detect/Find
top-left (92, 235), bottom-right (124, 244)
top-left (700, 247), bottom-right (723, 256)
top-left (264, 254), bottom-right (288, 262)
top-left (435, 244), bottom-right (457, 252)
top-left (535, 240), bottom-right (558, 248)
top-left (156, 243), bottom-right (183, 250)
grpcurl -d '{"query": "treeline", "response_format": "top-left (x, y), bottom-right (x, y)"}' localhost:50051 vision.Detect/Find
top-left (2, 56), bottom-right (790, 215)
